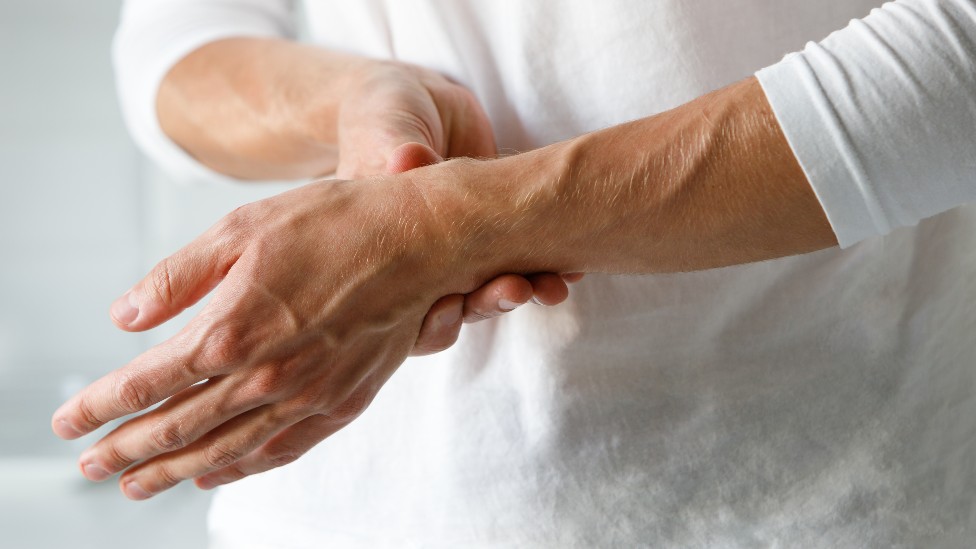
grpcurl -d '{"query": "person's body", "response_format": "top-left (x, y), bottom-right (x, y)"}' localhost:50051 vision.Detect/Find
top-left (53, 0), bottom-right (976, 546)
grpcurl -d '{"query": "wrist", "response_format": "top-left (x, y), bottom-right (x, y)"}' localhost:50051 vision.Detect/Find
top-left (407, 144), bottom-right (582, 292)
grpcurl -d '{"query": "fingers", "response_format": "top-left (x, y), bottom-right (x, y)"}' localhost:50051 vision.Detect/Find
top-left (386, 142), bottom-right (443, 174)
top-left (116, 380), bottom-right (376, 498)
top-left (116, 404), bottom-right (293, 500)
top-left (109, 222), bottom-right (243, 333)
top-left (462, 274), bottom-right (535, 323)
top-left (51, 305), bottom-right (249, 440)
top-left (411, 294), bottom-right (464, 356)
top-left (76, 376), bottom-right (268, 482)
top-left (527, 273), bottom-right (571, 306)
top-left (460, 273), bottom-right (572, 323)
top-left (194, 414), bottom-right (343, 490)
top-left (51, 343), bottom-right (198, 439)
top-left (561, 272), bottom-right (586, 284)
top-left (412, 271), bottom-right (577, 355)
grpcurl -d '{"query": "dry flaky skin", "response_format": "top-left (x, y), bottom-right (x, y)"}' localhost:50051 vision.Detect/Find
top-left (52, 74), bottom-right (837, 500)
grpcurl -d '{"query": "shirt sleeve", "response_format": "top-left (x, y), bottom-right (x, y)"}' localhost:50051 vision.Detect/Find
top-left (113, 0), bottom-right (296, 183)
top-left (756, 0), bottom-right (976, 248)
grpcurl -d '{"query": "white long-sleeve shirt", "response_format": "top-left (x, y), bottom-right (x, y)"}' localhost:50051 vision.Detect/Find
top-left (115, 1), bottom-right (976, 547)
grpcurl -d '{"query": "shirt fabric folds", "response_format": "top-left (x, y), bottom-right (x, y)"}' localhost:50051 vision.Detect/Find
top-left (115, 1), bottom-right (976, 547)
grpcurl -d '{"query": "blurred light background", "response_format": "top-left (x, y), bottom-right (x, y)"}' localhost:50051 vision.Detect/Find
top-left (0, 2), bottom-right (297, 547)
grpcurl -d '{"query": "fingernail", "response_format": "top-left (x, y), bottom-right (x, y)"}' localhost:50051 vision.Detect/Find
top-left (530, 297), bottom-right (543, 306)
top-left (498, 299), bottom-right (522, 311)
top-left (110, 290), bottom-right (140, 325)
top-left (83, 463), bottom-right (112, 482)
top-left (123, 480), bottom-right (152, 500)
top-left (53, 418), bottom-right (82, 439)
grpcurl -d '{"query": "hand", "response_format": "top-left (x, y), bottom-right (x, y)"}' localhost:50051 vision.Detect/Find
top-left (334, 62), bottom-right (581, 355)
top-left (334, 61), bottom-right (496, 180)
top-left (53, 171), bottom-right (489, 499)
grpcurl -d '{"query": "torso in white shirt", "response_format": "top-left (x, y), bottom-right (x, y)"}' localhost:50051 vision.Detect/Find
top-left (205, 1), bottom-right (976, 547)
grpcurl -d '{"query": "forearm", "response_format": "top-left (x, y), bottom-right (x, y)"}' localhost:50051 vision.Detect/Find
top-left (158, 37), bottom-right (369, 180)
top-left (429, 77), bottom-right (837, 284)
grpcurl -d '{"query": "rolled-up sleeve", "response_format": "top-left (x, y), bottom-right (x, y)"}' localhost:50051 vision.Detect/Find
top-left (113, 0), bottom-right (296, 182)
top-left (757, 0), bottom-right (976, 248)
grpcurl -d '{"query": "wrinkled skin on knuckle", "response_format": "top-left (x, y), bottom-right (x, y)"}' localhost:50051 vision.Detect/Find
top-left (149, 418), bottom-right (189, 453)
top-left (322, 387), bottom-right (374, 425)
top-left (202, 439), bottom-right (245, 470)
top-left (242, 364), bottom-right (290, 402)
top-left (283, 387), bottom-right (329, 418)
top-left (147, 257), bottom-right (179, 307)
top-left (75, 395), bottom-right (102, 432)
top-left (199, 318), bottom-right (254, 369)
top-left (114, 372), bottom-right (158, 414)
top-left (263, 446), bottom-right (304, 469)
top-left (103, 442), bottom-right (135, 471)
top-left (222, 462), bottom-right (248, 481)
top-left (150, 463), bottom-right (183, 489)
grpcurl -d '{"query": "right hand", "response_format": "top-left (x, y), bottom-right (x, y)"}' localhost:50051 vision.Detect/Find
top-left (333, 63), bottom-right (581, 355)
top-left (335, 61), bottom-right (496, 180)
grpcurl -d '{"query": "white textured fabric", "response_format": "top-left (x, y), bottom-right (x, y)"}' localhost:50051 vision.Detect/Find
top-left (115, 1), bottom-right (976, 547)
top-left (757, 0), bottom-right (976, 248)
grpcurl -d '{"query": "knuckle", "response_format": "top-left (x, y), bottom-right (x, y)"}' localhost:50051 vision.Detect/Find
top-left (265, 449), bottom-right (302, 469)
top-left (325, 390), bottom-right (372, 424)
top-left (284, 390), bottom-right (323, 416)
top-left (104, 443), bottom-right (134, 469)
top-left (211, 463), bottom-right (248, 485)
top-left (76, 396), bottom-right (102, 431)
top-left (225, 463), bottom-right (248, 480)
top-left (216, 206), bottom-right (250, 235)
top-left (147, 257), bottom-right (178, 306)
top-left (113, 373), bottom-right (157, 413)
top-left (153, 464), bottom-right (182, 488)
top-left (201, 324), bottom-right (249, 367)
top-left (246, 366), bottom-right (286, 399)
top-left (212, 205), bottom-right (257, 247)
top-left (202, 440), bottom-right (244, 469)
top-left (149, 420), bottom-right (189, 452)
top-left (206, 339), bottom-right (243, 367)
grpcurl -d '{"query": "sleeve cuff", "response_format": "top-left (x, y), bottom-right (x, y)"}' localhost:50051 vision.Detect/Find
top-left (756, 53), bottom-right (889, 250)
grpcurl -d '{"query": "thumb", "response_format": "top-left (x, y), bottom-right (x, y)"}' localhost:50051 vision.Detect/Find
top-left (386, 142), bottom-right (444, 175)
top-left (110, 232), bottom-right (240, 332)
